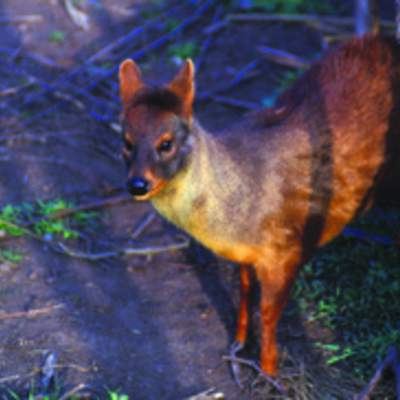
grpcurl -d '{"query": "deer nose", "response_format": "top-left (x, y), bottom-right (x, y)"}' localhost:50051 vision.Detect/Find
top-left (126, 177), bottom-right (150, 196)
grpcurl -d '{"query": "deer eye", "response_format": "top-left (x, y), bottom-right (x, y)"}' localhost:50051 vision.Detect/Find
top-left (157, 139), bottom-right (174, 154)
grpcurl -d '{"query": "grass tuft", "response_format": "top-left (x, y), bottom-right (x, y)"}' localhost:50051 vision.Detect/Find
top-left (293, 206), bottom-right (400, 380)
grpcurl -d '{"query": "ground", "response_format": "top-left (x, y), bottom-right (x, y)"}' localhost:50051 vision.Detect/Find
top-left (0, 1), bottom-right (398, 399)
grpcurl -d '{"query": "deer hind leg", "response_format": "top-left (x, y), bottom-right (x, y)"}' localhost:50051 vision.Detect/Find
top-left (256, 249), bottom-right (302, 376)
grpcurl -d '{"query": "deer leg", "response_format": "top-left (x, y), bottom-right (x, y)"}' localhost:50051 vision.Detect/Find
top-left (256, 251), bottom-right (302, 376)
top-left (235, 264), bottom-right (252, 347)
top-left (229, 264), bottom-right (252, 386)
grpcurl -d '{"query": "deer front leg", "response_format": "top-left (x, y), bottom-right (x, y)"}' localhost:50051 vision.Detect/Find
top-left (256, 250), bottom-right (302, 376)
top-left (229, 264), bottom-right (252, 386)
top-left (235, 264), bottom-right (252, 346)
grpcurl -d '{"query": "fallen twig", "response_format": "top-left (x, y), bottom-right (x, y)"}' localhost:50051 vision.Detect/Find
top-left (64, 0), bottom-right (90, 31)
top-left (185, 388), bottom-right (225, 400)
top-left (56, 236), bottom-right (190, 260)
top-left (356, 346), bottom-right (400, 400)
top-left (196, 5), bottom-right (224, 72)
top-left (59, 383), bottom-right (91, 400)
top-left (131, 211), bottom-right (157, 239)
top-left (0, 371), bottom-right (37, 384)
top-left (0, 15), bottom-right (43, 24)
top-left (198, 59), bottom-right (261, 101)
top-left (227, 13), bottom-right (395, 31)
top-left (0, 304), bottom-right (64, 320)
top-left (208, 95), bottom-right (258, 110)
top-left (257, 46), bottom-right (310, 69)
top-left (22, 193), bottom-right (132, 227)
top-left (0, 77), bottom-right (37, 97)
top-left (222, 355), bottom-right (287, 395)
top-left (53, 90), bottom-right (86, 110)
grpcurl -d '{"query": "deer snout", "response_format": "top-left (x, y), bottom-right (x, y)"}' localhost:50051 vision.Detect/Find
top-left (126, 176), bottom-right (150, 196)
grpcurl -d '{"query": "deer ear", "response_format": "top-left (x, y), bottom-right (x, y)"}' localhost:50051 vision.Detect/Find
top-left (168, 59), bottom-right (195, 118)
top-left (119, 59), bottom-right (143, 105)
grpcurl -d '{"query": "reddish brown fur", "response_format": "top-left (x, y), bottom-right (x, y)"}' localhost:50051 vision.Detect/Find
top-left (119, 35), bottom-right (400, 377)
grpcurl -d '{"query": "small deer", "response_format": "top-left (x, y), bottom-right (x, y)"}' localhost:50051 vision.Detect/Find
top-left (118, 34), bottom-right (400, 377)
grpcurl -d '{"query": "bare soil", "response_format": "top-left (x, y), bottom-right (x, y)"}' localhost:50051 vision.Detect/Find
top-left (0, 1), bottom-right (396, 399)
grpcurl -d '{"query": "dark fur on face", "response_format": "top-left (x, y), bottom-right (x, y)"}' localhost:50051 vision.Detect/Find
top-left (121, 88), bottom-right (193, 195)
top-left (128, 87), bottom-right (183, 115)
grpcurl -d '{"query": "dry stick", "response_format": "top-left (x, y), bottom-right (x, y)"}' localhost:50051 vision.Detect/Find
top-left (209, 95), bottom-right (259, 110)
top-left (0, 304), bottom-right (64, 320)
top-left (227, 13), bottom-right (395, 30)
top-left (198, 59), bottom-right (261, 103)
top-left (196, 5), bottom-right (224, 72)
top-left (185, 388), bottom-right (224, 400)
top-left (131, 211), bottom-right (157, 239)
top-left (0, 77), bottom-right (37, 97)
top-left (2, 206), bottom-right (182, 263)
top-left (222, 355), bottom-right (287, 395)
top-left (0, 372), bottom-right (37, 384)
top-left (56, 236), bottom-right (190, 261)
top-left (23, 193), bottom-right (132, 227)
top-left (257, 46), bottom-right (310, 70)
top-left (59, 383), bottom-right (91, 400)
top-left (356, 346), bottom-right (399, 400)
top-left (0, 15), bottom-right (43, 24)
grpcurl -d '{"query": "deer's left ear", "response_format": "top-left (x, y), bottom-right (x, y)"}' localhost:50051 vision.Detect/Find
top-left (168, 59), bottom-right (195, 119)
top-left (119, 59), bottom-right (143, 105)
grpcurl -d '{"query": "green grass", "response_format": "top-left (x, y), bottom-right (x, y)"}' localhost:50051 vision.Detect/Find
top-left (49, 30), bottom-right (66, 44)
top-left (167, 41), bottom-right (199, 61)
top-left (5, 388), bottom-right (129, 400)
top-left (0, 198), bottom-right (98, 262)
top-left (0, 249), bottom-right (23, 263)
top-left (293, 206), bottom-right (400, 380)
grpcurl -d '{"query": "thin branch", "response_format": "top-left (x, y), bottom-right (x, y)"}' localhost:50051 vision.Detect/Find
top-left (227, 13), bottom-right (395, 30)
top-left (59, 384), bottom-right (91, 400)
top-left (0, 304), bottom-right (64, 320)
top-left (208, 95), bottom-right (259, 110)
top-left (257, 46), bottom-right (310, 69)
top-left (0, 77), bottom-right (37, 97)
top-left (222, 355), bottom-right (287, 395)
top-left (0, 371), bottom-right (37, 384)
top-left (196, 5), bottom-right (224, 72)
top-left (356, 346), bottom-right (399, 400)
top-left (185, 388), bottom-right (225, 400)
top-left (22, 193), bottom-right (132, 228)
top-left (0, 15), bottom-right (43, 24)
top-left (56, 236), bottom-right (190, 260)
top-left (131, 211), bottom-right (157, 239)
top-left (198, 59), bottom-right (261, 101)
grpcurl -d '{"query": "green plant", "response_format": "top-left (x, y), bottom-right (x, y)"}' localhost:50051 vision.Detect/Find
top-left (0, 249), bottom-right (23, 263)
top-left (50, 30), bottom-right (65, 44)
top-left (108, 390), bottom-right (129, 400)
top-left (293, 206), bottom-right (400, 379)
top-left (168, 41), bottom-right (199, 61)
top-left (0, 199), bottom-right (98, 263)
top-left (165, 18), bottom-right (180, 31)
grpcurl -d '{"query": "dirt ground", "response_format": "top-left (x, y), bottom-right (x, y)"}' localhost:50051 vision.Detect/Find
top-left (0, 1), bottom-right (397, 399)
